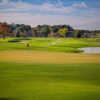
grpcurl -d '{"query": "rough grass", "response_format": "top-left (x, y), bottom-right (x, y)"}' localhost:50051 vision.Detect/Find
top-left (0, 50), bottom-right (100, 64)
top-left (0, 62), bottom-right (100, 100)
top-left (0, 38), bottom-right (100, 53)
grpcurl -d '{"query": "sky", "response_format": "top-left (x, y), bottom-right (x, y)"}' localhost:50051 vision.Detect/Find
top-left (0, 0), bottom-right (100, 30)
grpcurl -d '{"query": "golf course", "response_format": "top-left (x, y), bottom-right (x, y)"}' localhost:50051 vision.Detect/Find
top-left (0, 38), bottom-right (100, 100)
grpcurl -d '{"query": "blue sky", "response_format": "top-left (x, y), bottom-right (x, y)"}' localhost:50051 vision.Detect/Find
top-left (0, 0), bottom-right (100, 30)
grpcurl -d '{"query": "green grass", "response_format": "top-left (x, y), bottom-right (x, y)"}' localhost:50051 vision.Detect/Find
top-left (0, 62), bottom-right (100, 100)
top-left (0, 38), bottom-right (100, 53)
top-left (0, 38), bottom-right (100, 100)
top-left (0, 38), bottom-right (100, 99)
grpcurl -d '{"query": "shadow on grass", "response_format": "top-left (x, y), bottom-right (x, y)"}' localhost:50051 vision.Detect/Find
top-left (0, 98), bottom-right (17, 100)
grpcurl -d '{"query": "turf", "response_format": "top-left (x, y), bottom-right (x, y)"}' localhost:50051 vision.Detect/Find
top-left (0, 38), bottom-right (100, 100)
top-left (0, 62), bottom-right (100, 100)
top-left (0, 38), bottom-right (100, 53)
top-left (0, 51), bottom-right (100, 64)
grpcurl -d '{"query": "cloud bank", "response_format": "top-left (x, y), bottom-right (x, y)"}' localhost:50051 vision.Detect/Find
top-left (0, 0), bottom-right (100, 30)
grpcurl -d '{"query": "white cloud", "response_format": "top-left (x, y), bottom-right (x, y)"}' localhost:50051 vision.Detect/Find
top-left (0, 1), bottom-right (88, 14)
top-left (0, 1), bottom-right (88, 15)
top-left (0, 0), bottom-right (100, 30)
top-left (2, 0), bottom-right (8, 5)
top-left (0, 12), bottom-right (100, 30)
top-left (73, 2), bottom-right (87, 8)
top-left (0, 1), bottom-right (76, 14)
top-left (81, 2), bottom-right (88, 8)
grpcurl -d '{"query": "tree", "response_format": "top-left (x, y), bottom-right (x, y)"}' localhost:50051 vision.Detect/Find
top-left (75, 30), bottom-right (84, 38)
top-left (15, 27), bottom-right (20, 37)
top-left (40, 25), bottom-right (50, 37)
top-left (31, 28), bottom-right (37, 37)
top-left (16, 31), bottom-right (20, 37)
top-left (0, 26), bottom-right (3, 37)
top-left (52, 26), bottom-right (59, 33)
top-left (58, 28), bottom-right (68, 37)
top-left (0, 24), bottom-right (11, 39)
top-left (25, 25), bottom-right (31, 32)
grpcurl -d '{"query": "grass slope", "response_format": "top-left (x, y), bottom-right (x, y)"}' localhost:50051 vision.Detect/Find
top-left (0, 38), bottom-right (100, 53)
top-left (0, 62), bottom-right (100, 100)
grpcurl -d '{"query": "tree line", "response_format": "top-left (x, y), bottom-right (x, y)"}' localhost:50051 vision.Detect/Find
top-left (0, 22), bottom-right (99, 38)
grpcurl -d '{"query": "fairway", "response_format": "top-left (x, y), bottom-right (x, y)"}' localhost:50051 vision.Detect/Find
top-left (0, 38), bottom-right (100, 100)
top-left (0, 50), bottom-right (100, 63)
top-left (0, 0), bottom-right (100, 98)
top-left (0, 38), bottom-right (100, 53)
top-left (0, 62), bottom-right (100, 100)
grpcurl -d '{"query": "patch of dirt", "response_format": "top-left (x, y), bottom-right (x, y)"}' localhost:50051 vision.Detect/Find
top-left (0, 50), bottom-right (100, 64)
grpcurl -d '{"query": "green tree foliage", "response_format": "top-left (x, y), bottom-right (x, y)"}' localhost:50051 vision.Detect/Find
top-left (40, 25), bottom-right (50, 37)
top-left (16, 31), bottom-right (20, 37)
top-left (52, 26), bottom-right (59, 33)
top-left (1, 22), bottom-right (88, 38)
top-left (75, 30), bottom-right (84, 38)
top-left (31, 28), bottom-right (37, 37)
top-left (58, 28), bottom-right (68, 37)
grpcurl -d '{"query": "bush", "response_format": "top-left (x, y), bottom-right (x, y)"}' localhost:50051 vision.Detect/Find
top-left (8, 39), bottom-right (21, 43)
